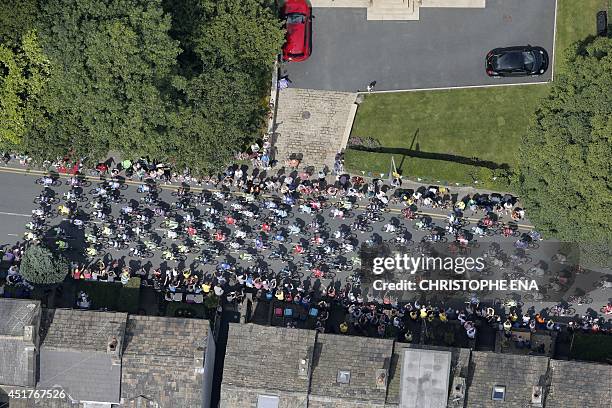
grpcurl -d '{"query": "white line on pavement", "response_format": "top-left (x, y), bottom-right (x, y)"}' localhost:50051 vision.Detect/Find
top-left (362, 80), bottom-right (550, 95)
top-left (7, 233), bottom-right (19, 237)
top-left (0, 211), bottom-right (31, 217)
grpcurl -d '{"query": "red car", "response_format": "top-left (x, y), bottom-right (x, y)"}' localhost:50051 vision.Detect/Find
top-left (282, 0), bottom-right (311, 62)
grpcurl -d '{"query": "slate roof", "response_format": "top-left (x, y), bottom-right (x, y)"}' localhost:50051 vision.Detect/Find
top-left (222, 323), bottom-right (316, 393)
top-left (0, 299), bottom-right (40, 387)
top-left (120, 316), bottom-right (209, 408)
top-left (386, 344), bottom-right (470, 406)
top-left (0, 299), bottom-right (40, 337)
top-left (40, 309), bottom-right (127, 352)
top-left (37, 349), bottom-right (121, 404)
top-left (466, 351), bottom-right (549, 408)
top-left (309, 333), bottom-right (393, 406)
top-left (547, 359), bottom-right (612, 408)
top-left (36, 309), bottom-right (127, 405)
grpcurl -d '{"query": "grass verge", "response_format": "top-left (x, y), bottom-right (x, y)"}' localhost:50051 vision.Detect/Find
top-left (346, 0), bottom-right (607, 187)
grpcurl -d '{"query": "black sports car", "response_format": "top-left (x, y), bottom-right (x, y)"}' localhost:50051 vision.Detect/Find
top-left (486, 46), bottom-right (549, 77)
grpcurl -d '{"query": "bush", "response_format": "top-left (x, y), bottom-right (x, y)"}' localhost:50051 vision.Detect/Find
top-left (76, 281), bottom-right (121, 310)
top-left (20, 245), bottom-right (69, 284)
top-left (117, 277), bottom-right (141, 314)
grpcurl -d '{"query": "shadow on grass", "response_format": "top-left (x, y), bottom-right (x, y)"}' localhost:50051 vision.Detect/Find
top-left (348, 145), bottom-right (511, 171)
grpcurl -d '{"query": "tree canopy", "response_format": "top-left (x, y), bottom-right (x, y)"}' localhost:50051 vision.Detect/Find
top-left (0, 0), bottom-right (284, 174)
top-left (0, 31), bottom-right (50, 146)
top-left (517, 36), bottom-right (612, 265)
top-left (20, 245), bottom-right (69, 285)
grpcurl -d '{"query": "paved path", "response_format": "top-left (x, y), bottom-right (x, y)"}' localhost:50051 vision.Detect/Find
top-left (272, 88), bottom-right (357, 169)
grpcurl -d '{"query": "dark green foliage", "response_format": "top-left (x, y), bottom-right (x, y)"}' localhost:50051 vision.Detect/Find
top-left (517, 37), bottom-right (612, 266)
top-left (1, 0), bottom-right (283, 173)
top-left (20, 245), bottom-right (69, 284)
top-left (117, 277), bottom-right (141, 313)
top-left (0, 31), bottom-right (50, 147)
top-left (0, 0), bottom-right (39, 45)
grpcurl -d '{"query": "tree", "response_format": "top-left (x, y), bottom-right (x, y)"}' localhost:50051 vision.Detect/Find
top-left (26, 0), bottom-right (181, 162)
top-left (20, 245), bottom-right (69, 285)
top-left (195, 0), bottom-right (284, 76)
top-left (0, 31), bottom-right (50, 147)
top-left (517, 36), bottom-right (612, 266)
top-left (0, 0), bottom-right (39, 45)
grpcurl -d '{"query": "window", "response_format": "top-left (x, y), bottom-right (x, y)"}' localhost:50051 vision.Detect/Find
top-left (337, 370), bottom-right (351, 384)
top-left (491, 385), bottom-right (506, 401)
top-left (286, 13), bottom-right (305, 24)
top-left (257, 395), bottom-right (279, 408)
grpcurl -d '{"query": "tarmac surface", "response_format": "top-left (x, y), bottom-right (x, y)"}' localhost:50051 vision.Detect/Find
top-left (284, 0), bottom-right (556, 91)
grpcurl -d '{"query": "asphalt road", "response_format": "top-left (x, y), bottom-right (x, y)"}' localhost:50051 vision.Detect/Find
top-left (0, 165), bottom-right (609, 317)
top-left (284, 0), bottom-right (556, 91)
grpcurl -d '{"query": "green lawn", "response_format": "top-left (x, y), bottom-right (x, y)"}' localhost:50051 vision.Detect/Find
top-left (346, 0), bottom-right (608, 187)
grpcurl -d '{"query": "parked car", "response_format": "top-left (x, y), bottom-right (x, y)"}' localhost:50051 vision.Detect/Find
top-left (486, 46), bottom-right (549, 77)
top-left (282, 0), bottom-right (312, 62)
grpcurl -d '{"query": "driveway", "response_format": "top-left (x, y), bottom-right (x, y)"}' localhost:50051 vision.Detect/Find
top-left (283, 0), bottom-right (557, 92)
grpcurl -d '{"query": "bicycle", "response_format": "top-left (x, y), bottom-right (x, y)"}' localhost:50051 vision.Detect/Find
top-left (567, 295), bottom-right (593, 305)
top-left (549, 304), bottom-right (576, 317)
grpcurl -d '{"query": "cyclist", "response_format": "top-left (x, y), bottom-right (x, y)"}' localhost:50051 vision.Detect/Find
top-left (288, 223), bottom-right (301, 235)
top-left (24, 231), bottom-right (37, 241)
top-left (255, 236), bottom-right (265, 250)
top-left (137, 183), bottom-right (150, 193)
top-left (224, 215), bottom-right (236, 225)
top-left (214, 231), bottom-right (226, 242)
top-left (331, 208), bottom-right (344, 219)
top-left (342, 242), bottom-right (354, 252)
top-left (415, 218), bottom-right (430, 230)
top-left (72, 218), bottom-right (84, 228)
top-left (472, 225), bottom-right (485, 237)
top-left (502, 225), bottom-right (514, 238)
top-left (261, 222), bottom-right (271, 233)
top-left (299, 204), bottom-right (312, 214)
top-left (264, 200), bottom-right (277, 209)
top-left (294, 244), bottom-right (304, 255)
top-left (108, 179), bottom-right (121, 190)
top-left (234, 229), bottom-right (247, 239)
top-left (58, 204), bottom-right (70, 216)
top-left (56, 240), bottom-right (68, 251)
top-left (42, 176), bottom-right (53, 186)
top-left (283, 194), bottom-right (295, 206)
top-left (383, 223), bottom-right (396, 233)
top-left (514, 239), bottom-right (529, 250)
top-left (32, 208), bottom-right (45, 217)
top-left (274, 208), bottom-right (288, 218)
top-left (274, 232), bottom-right (285, 242)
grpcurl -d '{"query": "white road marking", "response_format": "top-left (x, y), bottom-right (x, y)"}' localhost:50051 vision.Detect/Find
top-left (363, 80), bottom-right (550, 95)
top-left (551, 0), bottom-right (558, 82)
top-left (0, 211), bottom-right (31, 217)
top-left (7, 233), bottom-right (19, 237)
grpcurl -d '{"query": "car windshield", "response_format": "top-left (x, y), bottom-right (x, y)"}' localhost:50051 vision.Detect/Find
top-left (522, 51), bottom-right (536, 70)
top-left (493, 51), bottom-right (535, 72)
top-left (286, 13), bottom-right (305, 24)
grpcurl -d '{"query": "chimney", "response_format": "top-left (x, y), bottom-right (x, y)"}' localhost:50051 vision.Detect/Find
top-left (375, 369), bottom-right (387, 390)
top-left (107, 336), bottom-right (121, 365)
top-left (23, 325), bottom-right (35, 343)
top-left (298, 357), bottom-right (309, 379)
top-left (531, 385), bottom-right (544, 407)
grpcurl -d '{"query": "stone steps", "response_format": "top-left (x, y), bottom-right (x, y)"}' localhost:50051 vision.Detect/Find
top-left (367, 0), bottom-right (420, 21)
top-left (310, 0), bottom-right (371, 7)
top-left (421, 0), bottom-right (485, 7)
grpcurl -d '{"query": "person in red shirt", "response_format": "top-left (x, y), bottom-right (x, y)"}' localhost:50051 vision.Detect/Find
top-left (261, 223), bottom-right (271, 233)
